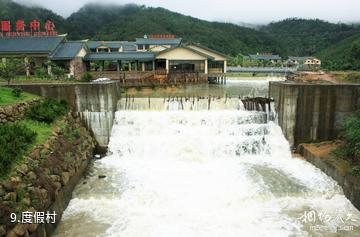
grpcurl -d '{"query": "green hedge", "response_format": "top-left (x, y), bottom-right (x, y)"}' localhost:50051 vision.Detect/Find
top-left (0, 123), bottom-right (36, 178)
top-left (25, 98), bottom-right (68, 124)
top-left (334, 110), bottom-right (360, 162)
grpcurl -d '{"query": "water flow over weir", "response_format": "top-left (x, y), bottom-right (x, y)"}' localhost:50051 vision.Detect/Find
top-left (54, 98), bottom-right (360, 237)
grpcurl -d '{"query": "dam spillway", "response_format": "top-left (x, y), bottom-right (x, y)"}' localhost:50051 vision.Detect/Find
top-left (54, 88), bottom-right (360, 236)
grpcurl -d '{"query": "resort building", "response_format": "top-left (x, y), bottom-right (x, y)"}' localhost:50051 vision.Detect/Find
top-left (0, 34), bottom-right (228, 81)
top-left (287, 56), bottom-right (321, 70)
top-left (245, 53), bottom-right (282, 65)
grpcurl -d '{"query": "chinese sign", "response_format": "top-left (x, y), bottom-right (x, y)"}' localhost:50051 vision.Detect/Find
top-left (10, 211), bottom-right (57, 224)
top-left (0, 19), bottom-right (58, 37)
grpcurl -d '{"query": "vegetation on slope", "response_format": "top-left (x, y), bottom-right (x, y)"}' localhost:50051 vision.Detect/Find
top-left (1, 0), bottom-right (360, 70)
top-left (262, 18), bottom-right (360, 56)
top-left (66, 4), bottom-right (281, 56)
top-left (0, 0), bottom-right (67, 33)
top-left (317, 34), bottom-right (360, 70)
top-left (0, 122), bottom-right (36, 178)
top-left (0, 97), bottom-right (68, 179)
top-left (0, 87), bottom-right (39, 106)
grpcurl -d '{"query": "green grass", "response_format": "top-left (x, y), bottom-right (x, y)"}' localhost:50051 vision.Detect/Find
top-left (0, 76), bottom-right (77, 84)
top-left (0, 86), bottom-right (39, 105)
top-left (19, 119), bottom-right (62, 146)
top-left (329, 71), bottom-right (360, 83)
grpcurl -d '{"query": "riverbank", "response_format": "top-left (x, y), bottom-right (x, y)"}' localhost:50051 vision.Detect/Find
top-left (0, 90), bottom-right (97, 237)
top-left (287, 71), bottom-right (360, 84)
top-left (0, 113), bottom-right (96, 237)
top-left (298, 141), bottom-right (360, 210)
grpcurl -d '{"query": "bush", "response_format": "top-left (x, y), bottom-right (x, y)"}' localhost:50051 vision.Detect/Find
top-left (345, 73), bottom-right (360, 81)
top-left (35, 67), bottom-right (48, 79)
top-left (150, 82), bottom-right (157, 90)
top-left (0, 123), bottom-right (36, 178)
top-left (81, 72), bottom-right (93, 82)
top-left (135, 84), bottom-right (142, 91)
top-left (11, 88), bottom-right (23, 98)
top-left (51, 65), bottom-right (65, 79)
top-left (26, 98), bottom-right (68, 123)
top-left (334, 110), bottom-right (360, 162)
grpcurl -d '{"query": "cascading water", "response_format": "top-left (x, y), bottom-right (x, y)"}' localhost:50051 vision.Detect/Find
top-left (54, 86), bottom-right (360, 237)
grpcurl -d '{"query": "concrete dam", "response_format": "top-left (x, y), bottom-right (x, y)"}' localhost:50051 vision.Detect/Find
top-left (10, 79), bottom-right (360, 236)
top-left (9, 81), bottom-right (121, 149)
top-left (269, 81), bottom-right (360, 148)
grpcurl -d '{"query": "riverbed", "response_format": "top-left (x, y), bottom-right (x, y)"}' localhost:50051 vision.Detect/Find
top-left (53, 77), bottom-right (360, 237)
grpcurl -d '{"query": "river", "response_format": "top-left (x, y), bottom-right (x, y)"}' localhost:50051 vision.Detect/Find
top-left (53, 78), bottom-right (360, 237)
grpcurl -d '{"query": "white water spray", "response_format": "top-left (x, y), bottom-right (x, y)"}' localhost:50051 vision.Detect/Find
top-left (54, 98), bottom-right (360, 237)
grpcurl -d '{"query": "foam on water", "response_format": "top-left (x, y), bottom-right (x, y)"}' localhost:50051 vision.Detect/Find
top-left (54, 102), bottom-right (360, 237)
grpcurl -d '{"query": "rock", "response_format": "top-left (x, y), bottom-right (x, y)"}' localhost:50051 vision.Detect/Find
top-left (12, 224), bottom-right (27, 236)
top-left (4, 192), bottom-right (17, 202)
top-left (0, 186), bottom-right (6, 197)
top-left (17, 164), bottom-right (29, 176)
top-left (54, 182), bottom-right (62, 194)
top-left (5, 230), bottom-right (17, 237)
top-left (31, 149), bottom-right (41, 158)
top-left (39, 188), bottom-right (48, 199)
top-left (27, 223), bottom-right (38, 233)
top-left (10, 176), bottom-right (21, 184)
top-left (27, 172), bottom-right (36, 181)
top-left (40, 148), bottom-right (50, 157)
top-left (22, 197), bottom-right (31, 206)
top-left (61, 172), bottom-right (70, 185)
top-left (43, 141), bottom-right (50, 150)
top-left (98, 175), bottom-right (106, 179)
top-left (0, 225), bottom-right (6, 236)
top-left (69, 168), bottom-right (76, 177)
top-left (1, 181), bottom-right (14, 192)
top-left (50, 175), bottom-right (60, 183)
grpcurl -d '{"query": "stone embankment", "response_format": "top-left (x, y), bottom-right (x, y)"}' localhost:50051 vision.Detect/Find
top-left (0, 100), bottom-right (39, 123)
top-left (0, 113), bottom-right (96, 237)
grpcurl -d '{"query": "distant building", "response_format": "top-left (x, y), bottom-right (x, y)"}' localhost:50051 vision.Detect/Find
top-left (0, 34), bottom-right (227, 80)
top-left (287, 56), bottom-right (321, 70)
top-left (246, 53), bottom-right (282, 64)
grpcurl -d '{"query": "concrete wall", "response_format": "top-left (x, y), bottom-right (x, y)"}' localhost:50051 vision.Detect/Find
top-left (269, 82), bottom-right (360, 147)
top-left (299, 144), bottom-right (360, 210)
top-left (9, 82), bottom-right (121, 149)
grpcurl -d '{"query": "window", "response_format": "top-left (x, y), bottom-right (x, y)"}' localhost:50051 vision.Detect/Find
top-left (138, 44), bottom-right (144, 50)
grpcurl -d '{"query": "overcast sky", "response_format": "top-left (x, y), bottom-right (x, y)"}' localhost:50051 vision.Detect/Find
top-left (14, 0), bottom-right (360, 24)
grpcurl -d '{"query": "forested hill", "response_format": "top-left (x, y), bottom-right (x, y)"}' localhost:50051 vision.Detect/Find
top-left (0, 0), bottom-right (68, 34)
top-left (65, 4), bottom-right (281, 56)
top-left (317, 33), bottom-right (360, 70)
top-left (1, 0), bottom-right (360, 70)
top-left (262, 18), bottom-right (360, 56)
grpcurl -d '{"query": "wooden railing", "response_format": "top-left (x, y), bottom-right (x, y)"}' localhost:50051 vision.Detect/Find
top-left (88, 70), bottom-right (209, 87)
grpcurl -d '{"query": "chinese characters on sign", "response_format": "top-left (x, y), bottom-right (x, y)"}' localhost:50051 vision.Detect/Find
top-left (0, 19), bottom-right (58, 37)
top-left (10, 211), bottom-right (57, 224)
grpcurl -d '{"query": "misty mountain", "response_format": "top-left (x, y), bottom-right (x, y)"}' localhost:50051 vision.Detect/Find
top-left (262, 18), bottom-right (360, 56)
top-left (65, 4), bottom-right (281, 56)
top-left (1, 0), bottom-right (360, 70)
top-left (0, 0), bottom-right (67, 33)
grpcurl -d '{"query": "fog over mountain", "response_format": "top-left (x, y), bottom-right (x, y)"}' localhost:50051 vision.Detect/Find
top-left (14, 0), bottom-right (360, 24)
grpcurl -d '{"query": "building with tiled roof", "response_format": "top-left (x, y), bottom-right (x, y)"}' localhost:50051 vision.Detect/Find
top-left (0, 34), bottom-right (228, 80)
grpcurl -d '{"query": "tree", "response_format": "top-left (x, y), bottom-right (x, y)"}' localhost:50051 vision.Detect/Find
top-left (349, 41), bottom-right (360, 70)
top-left (51, 64), bottom-right (65, 79)
top-left (0, 59), bottom-right (22, 85)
